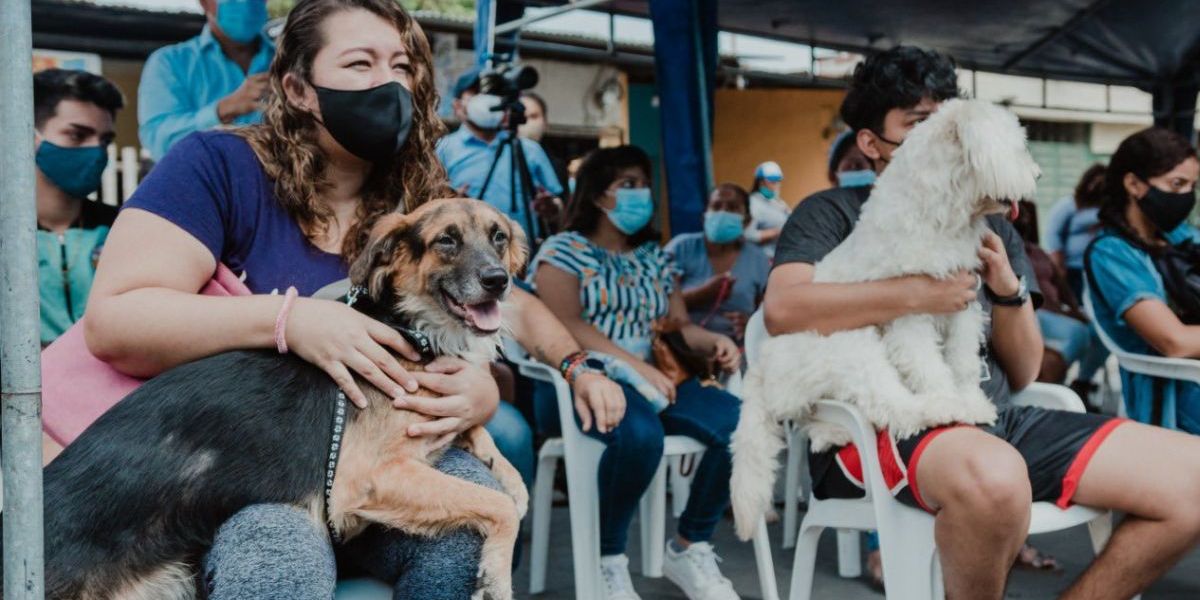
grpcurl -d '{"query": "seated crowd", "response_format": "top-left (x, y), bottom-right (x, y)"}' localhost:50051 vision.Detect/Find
top-left (28, 0), bottom-right (1200, 598)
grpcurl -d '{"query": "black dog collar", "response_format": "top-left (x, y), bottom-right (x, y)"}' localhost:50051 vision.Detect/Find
top-left (343, 285), bottom-right (436, 364)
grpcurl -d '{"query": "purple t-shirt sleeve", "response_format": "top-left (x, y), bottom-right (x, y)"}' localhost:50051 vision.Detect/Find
top-left (123, 132), bottom-right (232, 261)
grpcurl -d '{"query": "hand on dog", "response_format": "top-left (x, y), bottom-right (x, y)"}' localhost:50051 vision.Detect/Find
top-left (573, 372), bottom-right (626, 433)
top-left (910, 270), bottom-right (978, 314)
top-left (978, 231), bottom-right (1021, 298)
top-left (287, 298), bottom-right (422, 408)
top-left (396, 357), bottom-right (500, 438)
top-left (712, 334), bottom-right (741, 373)
top-left (633, 360), bottom-right (677, 403)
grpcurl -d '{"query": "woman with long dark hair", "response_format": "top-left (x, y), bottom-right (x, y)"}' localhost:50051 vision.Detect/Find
top-left (529, 145), bottom-right (743, 600)
top-left (1085, 127), bottom-right (1200, 431)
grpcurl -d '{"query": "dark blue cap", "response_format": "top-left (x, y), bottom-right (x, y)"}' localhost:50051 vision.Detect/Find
top-left (453, 66), bottom-right (482, 98)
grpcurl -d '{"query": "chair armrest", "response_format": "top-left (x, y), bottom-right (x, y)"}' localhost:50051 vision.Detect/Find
top-left (1011, 382), bottom-right (1085, 413)
top-left (809, 400), bottom-right (889, 499)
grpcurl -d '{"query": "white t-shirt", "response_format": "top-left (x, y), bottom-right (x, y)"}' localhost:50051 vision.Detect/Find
top-left (745, 190), bottom-right (791, 257)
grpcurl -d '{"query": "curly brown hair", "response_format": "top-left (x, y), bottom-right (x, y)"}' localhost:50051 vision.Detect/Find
top-left (238, 0), bottom-right (448, 263)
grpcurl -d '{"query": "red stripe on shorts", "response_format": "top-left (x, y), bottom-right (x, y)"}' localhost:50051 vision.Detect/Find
top-left (906, 425), bottom-right (970, 514)
top-left (1056, 418), bottom-right (1128, 509)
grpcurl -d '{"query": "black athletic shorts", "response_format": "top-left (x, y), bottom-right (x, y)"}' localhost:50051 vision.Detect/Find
top-left (809, 405), bottom-right (1127, 512)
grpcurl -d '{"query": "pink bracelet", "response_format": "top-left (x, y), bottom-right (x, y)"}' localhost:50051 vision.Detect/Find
top-left (274, 286), bottom-right (299, 354)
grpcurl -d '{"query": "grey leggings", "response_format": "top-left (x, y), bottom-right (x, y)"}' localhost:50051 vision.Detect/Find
top-left (201, 448), bottom-right (498, 600)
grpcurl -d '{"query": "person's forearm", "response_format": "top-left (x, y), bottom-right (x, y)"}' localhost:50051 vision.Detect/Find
top-left (758, 228), bottom-right (782, 243)
top-left (508, 291), bottom-right (582, 366)
top-left (557, 315), bottom-right (649, 368)
top-left (84, 288), bottom-right (280, 377)
top-left (764, 277), bottom-right (918, 336)
top-left (989, 303), bottom-right (1042, 390)
top-left (682, 285), bottom-right (717, 310)
top-left (680, 323), bottom-right (720, 353)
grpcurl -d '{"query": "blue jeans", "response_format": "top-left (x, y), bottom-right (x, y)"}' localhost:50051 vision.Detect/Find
top-left (485, 401), bottom-right (535, 489)
top-left (1037, 310), bottom-right (1109, 382)
top-left (534, 377), bottom-right (740, 555)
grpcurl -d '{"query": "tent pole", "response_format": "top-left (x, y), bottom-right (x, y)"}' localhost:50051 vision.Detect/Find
top-left (0, 0), bottom-right (46, 597)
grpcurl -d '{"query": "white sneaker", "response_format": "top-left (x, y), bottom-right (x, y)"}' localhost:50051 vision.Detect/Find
top-left (662, 541), bottom-right (741, 600)
top-left (600, 554), bottom-right (643, 600)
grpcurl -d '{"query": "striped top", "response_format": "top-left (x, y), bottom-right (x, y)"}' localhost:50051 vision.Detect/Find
top-left (528, 231), bottom-right (678, 360)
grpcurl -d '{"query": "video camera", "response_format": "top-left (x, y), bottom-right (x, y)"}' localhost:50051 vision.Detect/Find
top-left (478, 59), bottom-right (538, 105)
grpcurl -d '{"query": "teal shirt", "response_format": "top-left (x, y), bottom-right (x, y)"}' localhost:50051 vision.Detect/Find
top-left (1086, 223), bottom-right (1200, 429)
top-left (37, 201), bottom-right (118, 345)
top-left (138, 26), bottom-right (275, 161)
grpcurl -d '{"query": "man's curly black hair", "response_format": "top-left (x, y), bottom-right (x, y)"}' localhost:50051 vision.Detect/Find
top-left (840, 46), bottom-right (960, 134)
top-left (33, 68), bottom-right (125, 130)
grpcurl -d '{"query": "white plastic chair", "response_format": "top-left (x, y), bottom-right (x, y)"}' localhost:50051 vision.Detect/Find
top-left (742, 310), bottom-right (1121, 599)
top-left (507, 339), bottom-right (779, 600)
top-left (1082, 283), bottom-right (1200, 418)
top-left (743, 311), bottom-right (811, 552)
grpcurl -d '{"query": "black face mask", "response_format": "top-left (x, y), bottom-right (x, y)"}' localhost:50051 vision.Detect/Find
top-left (1139, 181), bottom-right (1196, 234)
top-left (312, 81), bottom-right (413, 163)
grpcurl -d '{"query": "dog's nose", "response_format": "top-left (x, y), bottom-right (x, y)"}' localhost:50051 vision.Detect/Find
top-left (479, 267), bottom-right (510, 293)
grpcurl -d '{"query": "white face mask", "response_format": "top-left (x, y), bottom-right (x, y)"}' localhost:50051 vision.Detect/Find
top-left (465, 94), bottom-right (503, 131)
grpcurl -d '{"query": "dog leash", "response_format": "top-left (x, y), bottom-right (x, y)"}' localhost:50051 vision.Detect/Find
top-left (324, 285), bottom-right (436, 543)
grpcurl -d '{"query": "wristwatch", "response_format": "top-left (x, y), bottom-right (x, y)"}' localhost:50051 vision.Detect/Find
top-left (559, 351), bottom-right (606, 385)
top-left (986, 275), bottom-right (1029, 307)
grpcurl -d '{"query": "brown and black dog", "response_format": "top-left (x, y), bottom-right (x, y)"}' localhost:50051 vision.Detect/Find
top-left (26, 198), bottom-right (529, 600)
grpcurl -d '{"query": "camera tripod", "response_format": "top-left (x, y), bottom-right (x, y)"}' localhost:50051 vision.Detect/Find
top-left (477, 100), bottom-right (545, 246)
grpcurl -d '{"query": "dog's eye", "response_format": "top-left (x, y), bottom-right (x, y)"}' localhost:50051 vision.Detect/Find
top-left (492, 229), bottom-right (508, 245)
top-left (433, 234), bottom-right (457, 249)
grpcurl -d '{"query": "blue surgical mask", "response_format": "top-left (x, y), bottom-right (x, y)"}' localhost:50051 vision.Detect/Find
top-left (837, 169), bottom-right (876, 188)
top-left (704, 210), bottom-right (744, 244)
top-left (36, 140), bottom-right (108, 200)
top-left (216, 0), bottom-right (267, 44)
top-left (758, 186), bottom-right (776, 200)
top-left (604, 188), bottom-right (654, 235)
top-left (568, 177), bottom-right (576, 196)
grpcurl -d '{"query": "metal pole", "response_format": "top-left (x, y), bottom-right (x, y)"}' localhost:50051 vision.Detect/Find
top-left (0, 0), bottom-right (46, 597)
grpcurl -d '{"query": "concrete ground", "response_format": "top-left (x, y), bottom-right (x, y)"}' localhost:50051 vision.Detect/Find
top-left (512, 504), bottom-right (1200, 599)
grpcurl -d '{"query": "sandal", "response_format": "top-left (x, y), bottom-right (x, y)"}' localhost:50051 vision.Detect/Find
top-left (1014, 543), bottom-right (1062, 572)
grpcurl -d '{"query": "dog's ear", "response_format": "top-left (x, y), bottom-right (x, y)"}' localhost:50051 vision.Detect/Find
top-left (350, 212), bottom-right (415, 304)
top-left (953, 100), bottom-right (1040, 203)
top-left (503, 214), bottom-right (529, 275)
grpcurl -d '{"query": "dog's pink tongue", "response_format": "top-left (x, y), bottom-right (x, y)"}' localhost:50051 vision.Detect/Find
top-left (466, 301), bottom-right (502, 331)
top-left (1009, 202), bottom-right (1020, 221)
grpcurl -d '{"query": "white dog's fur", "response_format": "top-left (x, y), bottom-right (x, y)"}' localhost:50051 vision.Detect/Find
top-left (730, 99), bottom-right (1041, 539)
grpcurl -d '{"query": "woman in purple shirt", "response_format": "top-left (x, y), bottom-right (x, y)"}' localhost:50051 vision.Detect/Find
top-left (79, 0), bottom-right (628, 596)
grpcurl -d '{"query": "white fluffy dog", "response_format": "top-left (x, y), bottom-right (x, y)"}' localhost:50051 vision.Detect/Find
top-left (730, 99), bottom-right (1041, 540)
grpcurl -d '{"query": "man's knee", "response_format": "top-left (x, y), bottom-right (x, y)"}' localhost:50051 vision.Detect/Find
top-left (932, 441), bottom-right (1030, 525)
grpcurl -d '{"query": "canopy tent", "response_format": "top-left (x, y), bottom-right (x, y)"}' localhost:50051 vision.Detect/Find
top-left (478, 0), bottom-right (1200, 233)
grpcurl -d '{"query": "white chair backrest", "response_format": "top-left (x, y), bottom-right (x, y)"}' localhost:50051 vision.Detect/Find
top-left (745, 309), bottom-right (767, 366)
top-left (1081, 281), bottom-right (1131, 360)
top-left (1082, 278), bottom-right (1200, 385)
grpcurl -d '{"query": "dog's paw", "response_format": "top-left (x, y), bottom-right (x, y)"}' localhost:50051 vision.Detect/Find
top-left (886, 409), bottom-right (932, 442)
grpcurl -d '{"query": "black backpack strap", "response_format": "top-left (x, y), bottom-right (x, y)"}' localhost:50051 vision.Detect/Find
top-left (1082, 233), bottom-right (1111, 311)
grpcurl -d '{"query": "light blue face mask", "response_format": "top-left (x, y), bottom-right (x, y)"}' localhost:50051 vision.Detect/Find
top-left (604, 187), bottom-right (654, 235)
top-left (758, 186), bottom-right (777, 200)
top-left (35, 140), bottom-right (108, 200)
top-left (216, 0), bottom-right (268, 44)
top-left (837, 169), bottom-right (877, 188)
top-left (704, 210), bottom-right (744, 244)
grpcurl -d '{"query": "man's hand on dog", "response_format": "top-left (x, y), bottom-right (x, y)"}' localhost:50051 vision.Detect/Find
top-left (288, 298), bottom-right (423, 408)
top-left (573, 372), bottom-right (626, 433)
top-left (977, 230), bottom-right (1021, 297)
top-left (908, 270), bottom-right (978, 314)
top-left (394, 357), bottom-right (501, 441)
